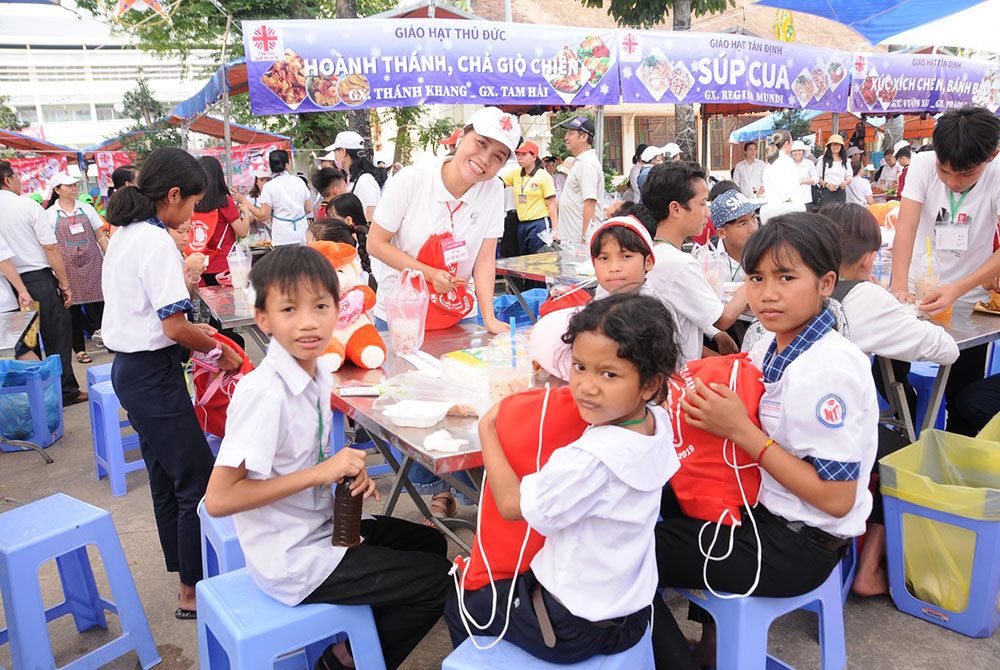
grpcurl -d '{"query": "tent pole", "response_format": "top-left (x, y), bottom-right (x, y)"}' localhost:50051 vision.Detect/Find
top-left (594, 105), bottom-right (605, 169)
top-left (221, 15), bottom-right (234, 184)
top-left (701, 111), bottom-right (710, 171)
top-left (831, 112), bottom-right (840, 137)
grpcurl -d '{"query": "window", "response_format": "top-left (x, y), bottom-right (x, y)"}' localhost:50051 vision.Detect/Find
top-left (603, 116), bottom-right (623, 175)
top-left (42, 104), bottom-right (92, 123)
top-left (95, 104), bottom-right (121, 121)
top-left (634, 116), bottom-right (674, 147)
top-left (15, 106), bottom-right (38, 124)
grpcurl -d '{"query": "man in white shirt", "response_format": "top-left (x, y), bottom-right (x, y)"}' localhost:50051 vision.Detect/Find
top-left (791, 140), bottom-right (817, 210)
top-left (0, 161), bottom-right (83, 403)
top-left (845, 147), bottom-right (874, 206)
top-left (874, 140), bottom-right (907, 192)
top-left (732, 142), bottom-right (766, 197)
top-left (554, 116), bottom-right (605, 244)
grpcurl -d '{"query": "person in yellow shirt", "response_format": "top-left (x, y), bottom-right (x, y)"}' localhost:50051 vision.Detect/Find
top-left (502, 141), bottom-right (559, 255)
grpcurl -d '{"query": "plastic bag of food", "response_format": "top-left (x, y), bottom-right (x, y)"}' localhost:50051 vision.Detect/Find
top-left (384, 269), bottom-right (429, 355)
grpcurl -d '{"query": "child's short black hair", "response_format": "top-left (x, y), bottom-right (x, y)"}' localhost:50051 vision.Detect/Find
top-left (742, 212), bottom-right (841, 281)
top-left (932, 105), bottom-right (1000, 172)
top-left (562, 292), bottom-right (679, 405)
top-left (894, 146), bottom-right (911, 161)
top-left (639, 161), bottom-right (708, 233)
top-left (820, 203), bottom-right (881, 266)
top-left (590, 225), bottom-right (652, 262)
top-left (251, 245), bottom-right (340, 311)
top-left (709, 179), bottom-right (740, 201)
top-left (311, 167), bottom-right (347, 196)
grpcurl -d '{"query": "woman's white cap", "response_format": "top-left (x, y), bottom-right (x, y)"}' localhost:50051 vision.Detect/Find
top-left (466, 107), bottom-right (522, 155)
top-left (326, 131), bottom-right (365, 152)
top-left (50, 172), bottom-right (80, 187)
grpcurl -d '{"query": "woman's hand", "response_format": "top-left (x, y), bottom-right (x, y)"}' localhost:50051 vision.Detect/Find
top-left (982, 277), bottom-right (1000, 292)
top-left (482, 316), bottom-right (510, 334)
top-left (713, 332), bottom-right (738, 355)
top-left (231, 191), bottom-right (248, 206)
top-left (349, 468), bottom-right (380, 501)
top-left (425, 267), bottom-right (460, 294)
top-left (890, 283), bottom-right (916, 304)
top-left (826, 182), bottom-right (839, 192)
top-left (185, 253), bottom-right (206, 277)
top-left (918, 282), bottom-right (964, 317)
top-left (680, 378), bottom-right (754, 444)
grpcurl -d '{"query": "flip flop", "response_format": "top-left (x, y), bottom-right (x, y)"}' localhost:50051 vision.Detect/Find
top-left (423, 492), bottom-right (457, 527)
top-left (175, 607), bottom-right (197, 620)
top-left (76, 352), bottom-right (92, 364)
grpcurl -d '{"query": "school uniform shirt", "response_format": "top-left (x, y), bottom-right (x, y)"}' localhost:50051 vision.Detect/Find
top-left (100, 219), bottom-right (192, 353)
top-left (901, 151), bottom-right (1000, 301)
top-left (214, 339), bottom-right (342, 606)
top-left (371, 159), bottom-right (504, 321)
top-left (0, 189), bottom-right (57, 273)
top-left (748, 312), bottom-right (878, 538)
top-left (559, 148), bottom-right (604, 244)
top-left (876, 162), bottom-right (903, 191)
top-left (260, 172), bottom-right (310, 246)
top-left (795, 159), bottom-right (817, 204)
top-left (839, 281), bottom-right (959, 364)
top-left (349, 172), bottom-right (382, 212)
top-left (846, 176), bottom-right (873, 206)
top-left (645, 242), bottom-right (724, 364)
top-left (733, 158), bottom-right (765, 197)
top-left (502, 167), bottom-right (556, 222)
top-left (0, 235), bottom-right (18, 312)
top-left (520, 404), bottom-right (680, 621)
top-left (45, 201), bottom-right (104, 233)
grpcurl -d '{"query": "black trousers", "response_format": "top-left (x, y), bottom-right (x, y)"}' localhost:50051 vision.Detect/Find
top-left (445, 570), bottom-right (651, 666)
top-left (951, 373), bottom-right (1000, 437)
top-left (652, 488), bottom-right (844, 667)
top-left (70, 301), bottom-right (104, 353)
top-left (111, 345), bottom-right (214, 586)
top-left (302, 516), bottom-right (451, 670)
top-left (20, 269), bottom-right (79, 400)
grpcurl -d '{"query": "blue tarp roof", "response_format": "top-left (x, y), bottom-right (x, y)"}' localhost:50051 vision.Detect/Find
top-left (729, 111), bottom-right (887, 143)
top-left (170, 58), bottom-right (247, 122)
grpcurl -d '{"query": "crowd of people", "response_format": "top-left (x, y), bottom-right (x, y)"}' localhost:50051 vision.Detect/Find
top-left (2, 103), bottom-right (999, 669)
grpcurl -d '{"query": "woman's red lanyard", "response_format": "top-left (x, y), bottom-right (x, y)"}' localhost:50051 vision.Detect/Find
top-left (445, 201), bottom-right (464, 235)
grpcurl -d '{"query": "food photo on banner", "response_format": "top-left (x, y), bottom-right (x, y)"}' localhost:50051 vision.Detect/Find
top-left (242, 18), bottom-right (620, 114)
top-left (10, 156), bottom-right (69, 197)
top-left (617, 29), bottom-right (850, 111)
top-left (850, 52), bottom-right (1000, 115)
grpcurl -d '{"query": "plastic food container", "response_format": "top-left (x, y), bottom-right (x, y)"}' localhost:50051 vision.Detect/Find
top-left (382, 400), bottom-right (453, 428)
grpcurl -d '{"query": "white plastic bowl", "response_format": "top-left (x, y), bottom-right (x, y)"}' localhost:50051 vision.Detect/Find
top-left (382, 400), bottom-right (453, 428)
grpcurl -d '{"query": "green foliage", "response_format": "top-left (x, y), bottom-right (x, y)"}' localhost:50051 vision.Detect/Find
top-left (121, 76), bottom-right (164, 127)
top-left (578, 0), bottom-right (733, 28)
top-left (548, 109), bottom-right (616, 191)
top-left (772, 109), bottom-right (813, 142)
top-left (229, 94), bottom-right (349, 154)
top-left (119, 76), bottom-right (182, 160)
top-left (0, 95), bottom-right (27, 132)
top-left (417, 117), bottom-right (462, 153)
top-left (390, 106), bottom-right (423, 165)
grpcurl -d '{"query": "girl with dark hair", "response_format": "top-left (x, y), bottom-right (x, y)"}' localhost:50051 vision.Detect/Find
top-left (817, 134), bottom-right (853, 205)
top-left (652, 212), bottom-right (878, 669)
top-left (191, 156), bottom-right (250, 286)
top-left (329, 193), bottom-right (373, 277)
top-left (102, 147), bottom-right (243, 619)
top-left (626, 143), bottom-right (649, 202)
top-left (45, 172), bottom-right (108, 361)
top-left (234, 149), bottom-right (310, 246)
top-left (328, 131), bottom-right (384, 221)
top-left (106, 164), bottom-right (137, 200)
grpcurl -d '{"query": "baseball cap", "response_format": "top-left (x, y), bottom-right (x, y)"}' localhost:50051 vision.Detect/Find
top-left (791, 140), bottom-right (809, 152)
top-left (326, 131), bottom-right (364, 152)
top-left (846, 146), bottom-right (863, 158)
top-left (50, 172), bottom-right (80, 187)
top-left (253, 167), bottom-right (272, 179)
top-left (640, 145), bottom-right (665, 162)
top-left (664, 142), bottom-right (681, 158)
top-left (515, 140), bottom-right (540, 156)
top-left (557, 156), bottom-right (576, 175)
top-left (28, 193), bottom-right (43, 204)
top-left (440, 127), bottom-right (463, 146)
top-left (554, 115), bottom-right (596, 137)
top-left (893, 139), bottom-right (910, 154)
top-left (467, 106), bottom-right (522, 156)
top-left (319, 152), bottom-right (338, 162)
top-left (710, 189), bottom-right (762, 228)
top-left (589, 215), bottom-right (656, 264)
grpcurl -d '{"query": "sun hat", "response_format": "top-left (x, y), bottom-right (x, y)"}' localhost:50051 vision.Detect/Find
top-left (319, 152), bottom-right (338, 162)
top-left (588, 215), bottom-right (656, 263)
top-left (50, 172), bottom-right (80, 187)
top-left (465, 107), bottom-right (522, 155)
top-left (557, 156), bottom-right (577, 175)
top-left (664, 142), bottom-right (682, 158)
top-left (825, 134), bottom-right (846, 146)
top-left (640, 145), bottom-right (666, 162)
top-left (893, 139), bottom-right (911, 154)
top-left (846, 146), bottom-right (864, 158)
top-left (710, 189), bottom-right (762, 228)
top-left (791, 140), bottom-right (809, 152)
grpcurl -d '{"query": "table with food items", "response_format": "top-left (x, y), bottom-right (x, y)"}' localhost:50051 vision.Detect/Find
top-left (494, 248), bottom-right (597, 323)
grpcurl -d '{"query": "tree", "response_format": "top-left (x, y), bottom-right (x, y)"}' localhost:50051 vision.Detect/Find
top-left (548, 109), bottom-right (616, 191)
top-left (772, 109), bottom-right (813, 141)
top-left (580, 0), bottom-right (734, 160)
top-left (120, 76), bottom-right (183, 160)
top-left (0, 96), bottom-right (27, 131)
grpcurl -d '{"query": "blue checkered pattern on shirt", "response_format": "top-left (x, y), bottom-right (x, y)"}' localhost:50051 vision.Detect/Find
top-left (805, 456), bottom-right (860, 481)
top-left (761, 309), bottom-right (835, 384)
top-left (146, 217), bottom-right (166, 230)
top-left (156, 298), bottom-right (193, 321)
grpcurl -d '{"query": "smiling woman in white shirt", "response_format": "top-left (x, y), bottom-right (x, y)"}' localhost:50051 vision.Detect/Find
top-left (327, 131), bottom-right (386, 222)
top-left (102, 148), bottom-right (243, 619)
top-left (816, 134), bottom-right (854, 206)
top-left (235, 150), bottom-right (310, 246)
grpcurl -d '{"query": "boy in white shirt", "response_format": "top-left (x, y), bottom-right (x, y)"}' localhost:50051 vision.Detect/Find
top-left (637, 162), bottom-right (749, 363)
top-left (206, 246), bottom-right (451, 670)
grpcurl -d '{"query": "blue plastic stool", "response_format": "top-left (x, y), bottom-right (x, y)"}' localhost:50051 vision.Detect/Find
top-left (196, 568), bottom-right (386, 669)
top-left (89, 381), bottom-right (146, 496)
top-left (86, 362), bottom-right (113, 390)
top-left (443, 625), bottom-right (654, 669)
top-left (0, 493), bottom-right (161, 669)
top-left (840, 538), bottom-right (858, 603)
top-left (206, 433), bottom-right (223, 458)
top-left (198, 498), bottom-right (246, 579)
top-left (908, 361), bottom-right (946, 431)
top-left (677, 561), bottom-right (847, 670)
top-left (883, 494), bottom-right (1000, 637)
top-left (0, 356), bottom-right (63, 450)
top-left (330, 410), bottom-right (399, 477)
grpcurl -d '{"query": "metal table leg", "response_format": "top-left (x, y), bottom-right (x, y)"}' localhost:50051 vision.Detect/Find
top-left (504, 276), bottom-right (538, 324)
top-left (921, 364), bottom-right (951, 434)
top-left (877, 357), bottom-right (916, 442)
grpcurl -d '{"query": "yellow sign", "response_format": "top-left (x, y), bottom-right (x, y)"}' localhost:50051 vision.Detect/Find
top-left (775, 9), bottom-right (795, 43)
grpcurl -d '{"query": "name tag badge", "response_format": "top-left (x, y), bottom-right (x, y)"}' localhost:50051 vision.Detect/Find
top-left (934, 223), bottom-right (970, 252)
top-left (441, 238), bottom-right (469, 265)
top-left (759, 399), bottom-right (782, 419)
top-left (518, 194), bottom-right (528, 204)
top-left (69, 223), bottom-right (86, 235)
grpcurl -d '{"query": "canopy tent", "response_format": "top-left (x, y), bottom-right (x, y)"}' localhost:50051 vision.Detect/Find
top-left (169, 58), bottom-right (249, 122)
top-left (755, 0), bottom-right (998, 52)
top-left (729, 110), bottom-right (824, 142)
top-left (0, 128), bottom-right (82, 159)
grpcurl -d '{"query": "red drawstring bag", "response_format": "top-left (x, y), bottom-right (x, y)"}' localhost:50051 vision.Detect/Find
top-left (666, 353), bottom-right (765, 526)
top-left (538, 283), bottom-right (592, 317)
top-left (190, 333), bottom-right (253, 438)
top-left (414, 233), bottom-right (474, 330)
top-left (185, 210), bottom-right (221, 261)
top-left (453, 386), bottom-right (588, 592)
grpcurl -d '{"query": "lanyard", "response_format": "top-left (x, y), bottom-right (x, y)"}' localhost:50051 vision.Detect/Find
top-left (444, 201), bottom-right (464, 236)
top-left (518, 168), bottom-right (538, 197)
top-left (948, 186), bottom-right (972, 225)
top-left (654, 237), bottom-right (678, 249)
top-left (314, 399), bottom-right (325, 465)
top-left (615, 408), bottom-right (649, 427)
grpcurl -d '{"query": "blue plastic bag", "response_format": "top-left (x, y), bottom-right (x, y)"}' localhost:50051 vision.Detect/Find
top-left (0, 357), bottom-right (61, 441)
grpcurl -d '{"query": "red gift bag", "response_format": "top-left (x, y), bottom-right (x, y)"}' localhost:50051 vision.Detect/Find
top-left (414, 233), bottom-right (474, 330)
top-left (185, 210), bottom-right (220, 260)
top-left (190, 333), bottom-right (253, 438)
top-left (538, 282), bottom-right (592, 317)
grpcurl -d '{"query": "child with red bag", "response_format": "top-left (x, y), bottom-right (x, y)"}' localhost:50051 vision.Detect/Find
top-left (445, 293), bottom-right (691, 664)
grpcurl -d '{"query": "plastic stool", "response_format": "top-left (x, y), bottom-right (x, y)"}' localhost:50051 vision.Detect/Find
top-left (677, 562), bottom-right (847, 670)
top-left (840, 538), bottom-right (858, 603)
top-left (206, 433), bottom-right (222, 458)
top-left (198, 498), bottom-right (245, 579)
top-left (0, 356), bottom-right (63, 450)
top-left (908, 362), bottom-right (946, 431)
top-left (197, 568), bottom-right (386, 669)
top-left (444, 625), bottom-right (654, 669)
top-left (86, 362), bottom-right (113, 390)
top-left (0, 493), bottom-right (161, 669)
top-left (883, 494), bottom-right (1000, 637)
top-left (90, 380), bottom-right (146, 496)
top-left (330, 411), bottom-right (399, 477)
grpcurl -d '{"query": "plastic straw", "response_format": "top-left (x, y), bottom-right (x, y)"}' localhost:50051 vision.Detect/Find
top-left (877, 247), bottom-right (883, 283)
top-left (926, 236), bottom-right (933, 276)
top-left (509, 317), bottom-right (517, 368)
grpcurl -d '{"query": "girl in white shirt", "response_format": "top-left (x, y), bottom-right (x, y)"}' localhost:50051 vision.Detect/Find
top-left (654, 212), bottom-right (878, 669)
top-left (236, 150), bottom-right (310, 246)
top-left (759, 130), bottom-right (805, 223)
top-left (817, 134), bottom-right (854, 206)
top-left (447, 292), bottom-right (684, 664)
top-left (102, 148), bottom-right (243, 619)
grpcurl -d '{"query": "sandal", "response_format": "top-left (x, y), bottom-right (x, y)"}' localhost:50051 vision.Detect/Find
top-left (174, 607), bottom-right (197, 620)
top-left (76, 351), bottom-right (92, 364)
top-left (424, 492), bottom-right (457, 527)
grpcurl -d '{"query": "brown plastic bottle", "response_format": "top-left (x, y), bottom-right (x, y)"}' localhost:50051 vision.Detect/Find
top-left (332, 477), bottom-right (363, 547)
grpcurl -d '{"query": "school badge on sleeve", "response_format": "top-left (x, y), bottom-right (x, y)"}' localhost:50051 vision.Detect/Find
top-left (816, 393), bottom-right (846, 428)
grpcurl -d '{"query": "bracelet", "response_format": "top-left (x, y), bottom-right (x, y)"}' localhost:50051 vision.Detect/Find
top-left (756, 438), bottom-right (775, 466)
